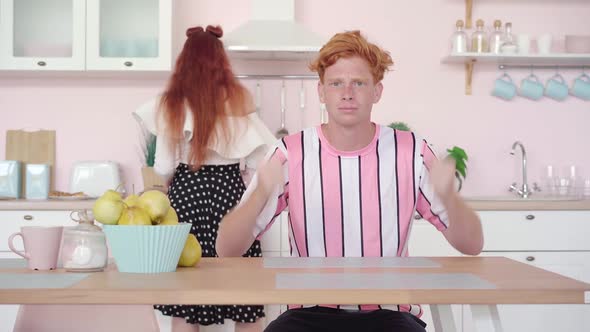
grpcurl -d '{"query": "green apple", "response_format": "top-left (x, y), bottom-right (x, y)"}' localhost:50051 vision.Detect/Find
top-left (138, 190), bottom-right (170, 222)
top-left (123, 194), bottom-right (140, 208)
top-left (118, 206), bottom-right (152, 226)
top-left (158, 207), bottom-right (179, 225)
top-left (92, 195), bottom-right (124, 225)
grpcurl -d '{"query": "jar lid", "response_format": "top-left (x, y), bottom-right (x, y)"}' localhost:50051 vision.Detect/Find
top-left (66, 210), bottom-right (105, 236)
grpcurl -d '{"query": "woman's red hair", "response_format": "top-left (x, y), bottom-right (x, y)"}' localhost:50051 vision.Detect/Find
top-left (158, 25), bottom-right (251, 169)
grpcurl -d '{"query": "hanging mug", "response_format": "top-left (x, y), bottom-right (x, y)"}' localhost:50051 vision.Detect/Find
top-left (545, 74), bottom-right (569, 101)
top-left (492, 73), bottom-right (517, 100)
top-left (571, 73), bottom-right (590, 100)
top-left (519, 74), bottom-right (544, 100)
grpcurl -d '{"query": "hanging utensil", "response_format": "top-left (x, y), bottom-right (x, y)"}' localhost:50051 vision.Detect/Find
top-left (299, 80), bottom-right (306, 128)
top-left (255, 80), bottom-right (261, 115)
top-left (275, 80), bottom-right (289, 138)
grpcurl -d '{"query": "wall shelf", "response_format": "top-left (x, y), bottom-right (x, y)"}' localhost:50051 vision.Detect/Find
top-left (442, 53), bottom-right (590, 66)
top-left (441, 53), bottom-right (590, 94)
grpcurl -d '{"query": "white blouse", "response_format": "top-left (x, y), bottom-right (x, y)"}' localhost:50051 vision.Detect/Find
top-left (133, 98), bottom-right (277, 181)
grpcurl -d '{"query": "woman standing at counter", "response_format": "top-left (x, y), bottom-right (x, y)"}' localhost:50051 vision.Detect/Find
top-left (135, 25), bottom-right (275, 332)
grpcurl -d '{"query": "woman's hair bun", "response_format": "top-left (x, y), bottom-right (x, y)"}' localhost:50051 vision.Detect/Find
top-left (186, 26), bottom-right (204, 38)
top-left (205, 25), bottom-right (223, 38)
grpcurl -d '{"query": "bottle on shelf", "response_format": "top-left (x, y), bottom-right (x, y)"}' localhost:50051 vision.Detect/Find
top-left (471, 19), bottom-right (489, 53)
top-left (500, 22), bottom-right (518, 54)
top-left (489, 19), bottom-right (504, 54)
top-left (450, 19), bottom-right (470, 53)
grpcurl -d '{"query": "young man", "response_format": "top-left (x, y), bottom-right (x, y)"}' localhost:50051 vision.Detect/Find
top-left (216, 30), bottom-right (483, 332)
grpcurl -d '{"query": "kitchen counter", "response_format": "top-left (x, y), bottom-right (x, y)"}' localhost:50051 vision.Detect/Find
top-left (0, 199), bottom-right (96, 211)
top-left (0, 198), bottom-right (590, 211)
top-left (465, 197), bottom-right (590, 211)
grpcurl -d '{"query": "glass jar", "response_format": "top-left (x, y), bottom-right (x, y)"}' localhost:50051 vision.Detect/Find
top-left (60, 210), bottom-right (108, 272)
top-left (489, 19), bottom-right (504, 54)
top-left (471, 19), bottom-right (489, 53)
top-left (450, 19), bottom-right (469, 53)
top-left (500, 22), bottom-right (518, 54)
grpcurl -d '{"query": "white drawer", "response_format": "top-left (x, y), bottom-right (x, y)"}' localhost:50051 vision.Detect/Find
top-left (0, 210), bottom-right (73, 251)
top-left (479, 211), bottom-right (590, 251)
top-left (408, 219), bottom-right (462, 256)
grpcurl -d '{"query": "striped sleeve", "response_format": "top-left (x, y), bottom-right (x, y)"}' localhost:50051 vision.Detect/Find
top-left (238, 140), bottom-right (290, 239)
top-left (416, 139), bottom-right (449, 231)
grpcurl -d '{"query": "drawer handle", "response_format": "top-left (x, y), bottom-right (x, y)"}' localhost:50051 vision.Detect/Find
top-left (525, 214), bottom-right (535, 220)
top-left (526, 256), bottom-right (535, 262)
top-left (37, 61), bottom-right (46, 67)
top-left (23, 215), bottom-right (34, 221)
top-left (414, 215), bottom-right (422, 220)
top-left (124, 61), bottom-right (133, 67)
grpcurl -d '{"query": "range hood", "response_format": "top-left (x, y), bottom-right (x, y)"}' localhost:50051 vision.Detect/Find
top-left (224, 0), bottom-right (324, 61)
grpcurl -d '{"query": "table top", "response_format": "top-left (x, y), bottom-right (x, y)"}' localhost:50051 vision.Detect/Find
top-left (0, 257), bottom-right (588, 305)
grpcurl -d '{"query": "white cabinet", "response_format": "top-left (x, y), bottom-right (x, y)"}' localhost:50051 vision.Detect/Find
top-left (461, 210), bottom-right (590, 332)
top-left (463, 251), bottom-right (590, 332)
top-left (0, 0), bottom-right (171, 71)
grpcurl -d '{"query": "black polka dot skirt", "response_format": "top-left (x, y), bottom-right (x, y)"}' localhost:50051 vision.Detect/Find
top-left (154, 163), bottom-right (265, 326)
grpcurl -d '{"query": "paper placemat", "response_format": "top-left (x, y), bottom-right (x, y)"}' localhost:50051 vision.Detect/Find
top-left (276, 273), bottom-right (496, 290)
top-left (264, 257), bottom-right (440, 269)
top-left (0, 273), bottom-right (89, 289)
top-left (0, 259), bottom-right (27, 269)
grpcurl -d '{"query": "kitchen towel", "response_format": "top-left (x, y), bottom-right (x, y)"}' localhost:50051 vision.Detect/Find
top-left (0, 273), bottom-right (89, 289)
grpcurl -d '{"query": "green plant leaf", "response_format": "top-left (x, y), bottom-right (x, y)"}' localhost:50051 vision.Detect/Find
top-left (146, 135), bottom-right (157, 167)
top-left (446, 145), bottom-right (468, 180)
top-left (388, 122), bottom-right (411, 131)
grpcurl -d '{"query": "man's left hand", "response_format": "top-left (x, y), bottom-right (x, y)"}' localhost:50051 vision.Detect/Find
top-left (430, 158), bottom-right (457, 200)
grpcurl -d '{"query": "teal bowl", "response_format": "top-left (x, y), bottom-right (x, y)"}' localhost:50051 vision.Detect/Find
top-left (103, 223), bottom-right (191, 273)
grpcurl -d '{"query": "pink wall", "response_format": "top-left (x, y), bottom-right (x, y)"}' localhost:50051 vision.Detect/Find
top-left (1, 0), bottom-right (589, 197)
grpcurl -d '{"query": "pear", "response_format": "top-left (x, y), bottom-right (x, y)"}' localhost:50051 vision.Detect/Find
top-left (158, 207), bottom-right (179, 225)
top-left (93, 194), bottom-right (124, 225)
top-left (102, 189), bottom-right (122, 201)
top-left (123, 194), bottom-right (140, 208)
top-left (178, 234), bottom-right (202, 267)
top-left (138, 190), bottom-right (170, 221)
top-left (118, 206), bottom-right (152, 226)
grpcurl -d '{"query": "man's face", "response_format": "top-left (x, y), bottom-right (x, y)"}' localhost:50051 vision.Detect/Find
top-left (318, 56), bottom-right (383, 128)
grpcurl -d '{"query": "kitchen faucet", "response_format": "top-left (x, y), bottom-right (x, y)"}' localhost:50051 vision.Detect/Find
top-left (509, 141), bottom-right (538, 198)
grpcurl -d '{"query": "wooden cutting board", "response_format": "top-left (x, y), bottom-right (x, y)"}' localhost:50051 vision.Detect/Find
top-left (5, 129), bottom-right (56, 196)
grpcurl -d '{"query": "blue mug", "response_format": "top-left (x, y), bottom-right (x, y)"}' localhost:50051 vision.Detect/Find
top-left (545, 74), bottom-right (569, 101)
top-left (492, 73), bottom-right (517, 100)
top-left (519, 74), bottom-right (544, 100)
top-left (571, 73), bottom-right (590, 101)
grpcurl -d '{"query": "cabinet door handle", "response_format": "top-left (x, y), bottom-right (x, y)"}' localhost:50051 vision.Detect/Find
top-left (124, 61), bottom-right (133, 67)
top-left (525, 214), bottom-right (535, 220)
top-left (526, 256), bottom-right (535, 262)
top-left (37, 61), bottom-right (46, 67)
top-left (414, 215), bottom-right (422, 220)
top-left (23, 215), bottom-right (34, 221)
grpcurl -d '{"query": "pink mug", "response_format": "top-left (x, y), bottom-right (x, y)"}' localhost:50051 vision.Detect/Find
top-left (8, 226), bottom-right (63, 270)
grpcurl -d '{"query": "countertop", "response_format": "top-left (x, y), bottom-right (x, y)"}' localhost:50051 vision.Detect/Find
top-left (0, 199), bottom-right (96, 211)
top-left (0, 197), bottom-right (590, 211)
top-left (0, 257), bottom-right (588, 305)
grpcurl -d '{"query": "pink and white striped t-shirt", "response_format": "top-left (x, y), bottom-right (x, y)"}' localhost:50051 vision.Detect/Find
top-left (243, 124), bottom-right (449, 317)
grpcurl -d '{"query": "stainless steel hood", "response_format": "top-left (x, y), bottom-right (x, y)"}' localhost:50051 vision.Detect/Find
top-left (224, 0), bottom-right (324, 61)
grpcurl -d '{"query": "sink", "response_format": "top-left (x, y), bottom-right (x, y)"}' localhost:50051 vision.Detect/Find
top-left (465, 195), bottom-right (583, 202)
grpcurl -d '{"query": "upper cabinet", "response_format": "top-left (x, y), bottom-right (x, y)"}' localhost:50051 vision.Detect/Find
top-left (0, 0), bottom-right (171, 72)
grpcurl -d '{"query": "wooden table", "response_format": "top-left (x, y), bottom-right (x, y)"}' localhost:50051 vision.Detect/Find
top-left (1, 257), bottom-right (589, 332)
